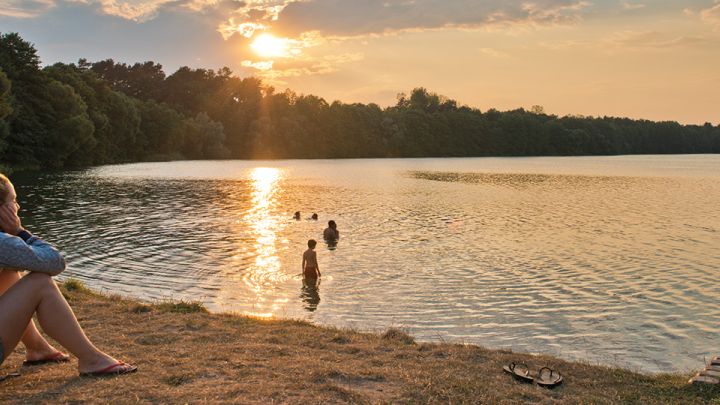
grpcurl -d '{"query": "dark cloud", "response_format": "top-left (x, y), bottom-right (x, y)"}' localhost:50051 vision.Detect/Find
top-left (274, 0), bottom-right (591, 37)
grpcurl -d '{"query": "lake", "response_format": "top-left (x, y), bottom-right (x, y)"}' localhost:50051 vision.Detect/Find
top-left (12, 155), bottom-right (720, 373)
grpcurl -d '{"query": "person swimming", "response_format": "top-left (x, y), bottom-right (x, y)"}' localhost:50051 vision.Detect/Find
top-left (293, 211), bottom-right (301, 220)
top-left (323, 220), bottom-right (339, 241)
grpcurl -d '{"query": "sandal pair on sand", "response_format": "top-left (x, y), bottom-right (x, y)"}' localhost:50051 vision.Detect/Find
top-left (503, 362), bottom-right (563, 388)
top-left (689, 355), bottom-right (720, 385)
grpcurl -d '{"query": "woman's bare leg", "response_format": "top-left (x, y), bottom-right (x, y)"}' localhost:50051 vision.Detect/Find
top-left (0, 273), bottom-right (132, 373)
top-left (0, 269), bottom-right (65, 361)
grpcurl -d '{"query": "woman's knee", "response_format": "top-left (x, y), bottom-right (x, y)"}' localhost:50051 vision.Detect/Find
top-left (23, 272), bottom-right (54, 289)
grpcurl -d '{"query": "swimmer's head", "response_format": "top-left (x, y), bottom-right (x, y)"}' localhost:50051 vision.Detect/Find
top-left (307, 239), bottom-right (317, 249)
top-left (311, 213), bottom-right (318, 220)
top-left (328, 220), bottom-right (336, 229)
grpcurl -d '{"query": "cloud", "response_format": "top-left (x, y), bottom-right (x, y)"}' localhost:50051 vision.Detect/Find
top-left (700, 1), bottom-right (720, 29)
top-left (183, 0), bottom-right (238, 12)
top-left (94, 0), bottom-right (173, 21)
top-left (0, 0), bottom-right (245, 22)
top-left (246, 51), bottom-right (363, 83)
top-left (478, 47), bottom-right (510, 58)
top-left (0, 0), bottom-right (55, 18)
top-left (95, 0), bottom-right (245, 21)
top-left (538, 30), bottom-right (719, 53)
top-left (273, 0), bottom-right (592, 38)
top-left (219, 20), bottom-right (266, 39)
top-left (537, 39), bottom-right (590, 50)
top-left (621, 1), bottom-right (644, 10)
top-left (216, 1), bottom-right (288, 39)
top-left (240, 31), bottom-right (352, 81)
top-left (605, 30), bottom-right (718, 49)
top-left (241, 59), bottom-right (274, 70)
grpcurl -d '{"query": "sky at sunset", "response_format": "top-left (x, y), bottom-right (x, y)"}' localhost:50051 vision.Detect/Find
top-left (1, 0), bottom-right (718, 124)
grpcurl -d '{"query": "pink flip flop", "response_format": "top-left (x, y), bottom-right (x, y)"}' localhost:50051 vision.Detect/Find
top-left (79, 361), bottom-right (138, 377)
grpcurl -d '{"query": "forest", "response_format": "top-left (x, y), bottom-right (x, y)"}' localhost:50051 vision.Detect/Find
top-left (1, 32), bottom-right (718, 170)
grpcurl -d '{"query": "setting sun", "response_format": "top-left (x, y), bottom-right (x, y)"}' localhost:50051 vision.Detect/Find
top-left (250, 34), bottom-right (290, 58)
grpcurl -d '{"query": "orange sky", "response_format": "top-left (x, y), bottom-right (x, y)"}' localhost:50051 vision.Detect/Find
top-left (2, 0), bottom-right (719, 124)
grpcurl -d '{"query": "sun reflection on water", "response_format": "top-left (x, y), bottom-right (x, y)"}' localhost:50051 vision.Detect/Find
top-left (216, 167), bottom-right (291, 318)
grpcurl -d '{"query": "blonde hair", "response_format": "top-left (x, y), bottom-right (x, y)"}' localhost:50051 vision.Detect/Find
top-left (0, 174), bottom-right (11, 202)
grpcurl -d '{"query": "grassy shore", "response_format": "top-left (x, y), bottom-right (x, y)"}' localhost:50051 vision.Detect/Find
top-left (0, 281), bottom-right (718, 404)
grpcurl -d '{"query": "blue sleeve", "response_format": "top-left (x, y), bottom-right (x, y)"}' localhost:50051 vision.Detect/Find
top-left (0, 231), bottom-right (66, 275)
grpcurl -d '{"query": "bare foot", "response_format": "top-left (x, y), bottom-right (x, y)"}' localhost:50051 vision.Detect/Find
top-left (25, 347), bottom-right (69, 363)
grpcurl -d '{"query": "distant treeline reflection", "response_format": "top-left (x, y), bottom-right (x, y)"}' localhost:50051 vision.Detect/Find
top-left (409, 171), bottom-right (637, 189)
top-left (1, 32), bottom-right (718, 170)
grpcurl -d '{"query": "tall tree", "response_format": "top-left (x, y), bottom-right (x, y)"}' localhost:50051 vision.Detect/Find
top-left (0, 68), bottom-right (12, 155)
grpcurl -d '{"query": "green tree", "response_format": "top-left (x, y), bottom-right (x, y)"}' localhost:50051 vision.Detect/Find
top-left (135, 99), bottom-right (185, 160)
top-left (40, 80), bottom-right (95, 167)
top-left (183, 112), bottom-right (228, 159)
top-left (530, 105), bottom-right (545, 114)
top-left (90, 59), bottom-right (166, 101)
top-left (0, 68), bottom-right (12, 155)
top-left (0, 33), bottom-right (92, 167)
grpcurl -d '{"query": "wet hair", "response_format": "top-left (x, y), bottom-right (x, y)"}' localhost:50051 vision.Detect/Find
top-left (0, 174), bottom-right (10, 203)
top-left (311, 213), bottom-right (318, 220)
top-left (307, 239), bottom-right (317, 249)
top-left (328, 220), bottom-right (336, 228)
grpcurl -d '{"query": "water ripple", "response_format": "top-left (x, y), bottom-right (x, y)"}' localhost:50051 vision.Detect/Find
top-left (11, 156), bottom-right (720, 373)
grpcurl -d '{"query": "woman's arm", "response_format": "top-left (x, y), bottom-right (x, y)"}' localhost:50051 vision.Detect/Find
top-left (0, 202), bottom-right (66, 275)
top-left (0, 232), bottom-right (66, 276)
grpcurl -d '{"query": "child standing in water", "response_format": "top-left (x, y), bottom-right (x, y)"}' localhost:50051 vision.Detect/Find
top-left (302, 239), bottom-right (321, 279)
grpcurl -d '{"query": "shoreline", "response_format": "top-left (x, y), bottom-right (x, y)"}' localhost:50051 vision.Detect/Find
top-left (5, 153), bottom-right (720, 175)
top-left (1, 280), bottom-right (717, 404)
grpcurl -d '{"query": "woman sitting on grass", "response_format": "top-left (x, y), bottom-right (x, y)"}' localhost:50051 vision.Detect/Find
top-left (0, 174), bottom-right (136, 377)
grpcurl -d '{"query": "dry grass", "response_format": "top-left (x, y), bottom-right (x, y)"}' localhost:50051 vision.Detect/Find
top-left (1, 282), bottom-right (718, 404)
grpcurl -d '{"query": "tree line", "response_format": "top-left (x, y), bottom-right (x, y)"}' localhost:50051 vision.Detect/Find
top-left (1, 32), bottom-right (718, 170)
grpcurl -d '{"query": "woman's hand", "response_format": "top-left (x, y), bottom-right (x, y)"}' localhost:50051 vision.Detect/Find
top-left (0, 203), bottom-right (22, 235)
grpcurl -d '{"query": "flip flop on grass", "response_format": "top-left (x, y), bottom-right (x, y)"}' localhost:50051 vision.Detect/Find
top-left (0, 372), bottom-right (20, 383)
top-left (536, 366), bottom-right (563, 388)
top-left (79, 361), bottom-right (137, 377)
top-left (503, 362), bottom-right (534, 383)
top-left (22, 351), bottom-right (70, 366)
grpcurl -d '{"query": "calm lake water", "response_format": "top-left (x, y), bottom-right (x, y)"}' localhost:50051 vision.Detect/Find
top-left (13, 155), bottom-right (720, 373)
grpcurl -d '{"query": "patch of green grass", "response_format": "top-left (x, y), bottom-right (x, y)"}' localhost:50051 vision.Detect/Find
top-left (63, 278), bottom-right (90, 293)
top-left (157, 300), bottom-right (208, 314)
